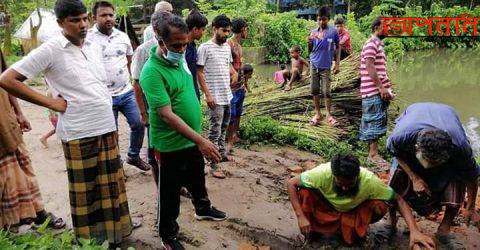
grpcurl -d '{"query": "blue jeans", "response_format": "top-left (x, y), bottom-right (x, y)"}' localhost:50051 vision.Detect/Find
top-left (112, 89), bottom-right (144, 159)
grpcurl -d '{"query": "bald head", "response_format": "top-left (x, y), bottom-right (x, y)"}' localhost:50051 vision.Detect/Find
top-left (155, 1), bottom-right (173, 12)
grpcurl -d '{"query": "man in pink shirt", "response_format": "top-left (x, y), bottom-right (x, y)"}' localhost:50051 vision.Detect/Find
top-left (335, 17), bottom-right (351, 60)
top-left (359, 16), bottom-right (394, 166)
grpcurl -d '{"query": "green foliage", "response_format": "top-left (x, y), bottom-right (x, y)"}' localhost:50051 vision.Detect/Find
top-left (343, 12), bottom-right (367, 52)
top-left (240, 115), bottom-right (392, 165)
top-left (240, 116), bottom-right (353, 160)
top-left (259, 12), bottom-right (316, 63)
top-left (195, 0), bottom-right (273, 47)
top-left (358, 2), bottom-right (480, 61)
top-left (0, 229), bottom-right (108, 249)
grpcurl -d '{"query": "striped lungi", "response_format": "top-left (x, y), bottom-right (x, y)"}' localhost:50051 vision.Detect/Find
top-left (359, 94), bottom-right (388, 141)
top-left (0, 143), bottom-right (44, 228)
top-left (62, 131), bottom-right (132, 245)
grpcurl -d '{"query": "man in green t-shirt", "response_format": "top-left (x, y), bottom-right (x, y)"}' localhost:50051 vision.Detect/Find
top-left (139, 14), bottom-right (227, 250)
top-left (287, 153), bottom-right (435, 248)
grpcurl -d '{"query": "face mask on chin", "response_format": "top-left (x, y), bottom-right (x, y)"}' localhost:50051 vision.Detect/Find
top-left (160, 39), bottom-right (184, 64)
top-left (163, 49), bottom-right (184, 64)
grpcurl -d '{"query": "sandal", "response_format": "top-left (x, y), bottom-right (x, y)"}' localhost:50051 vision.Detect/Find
top-left (132, 218), bottom-right (142, 229)
top-left (34, 212), bottom-right (66, 230)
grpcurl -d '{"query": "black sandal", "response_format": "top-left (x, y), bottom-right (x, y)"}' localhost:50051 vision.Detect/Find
top-left (34, 212), bottom-right (66, 229)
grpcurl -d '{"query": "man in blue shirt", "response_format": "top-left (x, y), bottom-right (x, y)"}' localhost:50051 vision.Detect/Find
top-left (308, 6), bottom-right (341, 127)
top-left (185, 10), bottom-right (208, 100)
top-left (387, 103), bottom-right (480, 246)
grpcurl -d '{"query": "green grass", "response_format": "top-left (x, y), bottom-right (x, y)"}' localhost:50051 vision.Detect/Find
top-left (239, 115), bottom-right (391, 167)
top-left (0, 220), bottom-right (110, 250)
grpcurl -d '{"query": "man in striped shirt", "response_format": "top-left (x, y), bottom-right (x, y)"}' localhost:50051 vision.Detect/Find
top-left (359, 16), bottom-right (394, 165)
top-left (197, 15), bottom-right (238, 179)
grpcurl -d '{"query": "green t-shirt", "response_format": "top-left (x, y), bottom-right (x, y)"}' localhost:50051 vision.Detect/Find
top-left (140, 46), bottom-right (201, 152)
top-left (300, 163), bottom-right (394, 212)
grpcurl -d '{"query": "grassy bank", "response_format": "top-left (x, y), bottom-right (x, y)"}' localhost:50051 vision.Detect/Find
top-left (239, 115), bottom-right (390, 167)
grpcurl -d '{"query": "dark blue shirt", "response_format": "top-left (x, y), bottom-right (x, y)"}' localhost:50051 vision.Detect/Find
top-left (185, 42), bottom-right (200, 99)
top-left (309, 25), bottom-right (339, 70)
top-left (387, 102), bottom-right (479, 191)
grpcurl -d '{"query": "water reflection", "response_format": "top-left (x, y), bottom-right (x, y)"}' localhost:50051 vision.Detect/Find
top-left (253, 49), bottom-right (480, 126)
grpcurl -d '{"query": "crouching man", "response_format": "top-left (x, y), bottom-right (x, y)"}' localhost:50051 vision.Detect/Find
top-left (287, 153), bottom-right (435, 249)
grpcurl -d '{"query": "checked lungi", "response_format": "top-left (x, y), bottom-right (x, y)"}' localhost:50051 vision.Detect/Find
top-left (359, 94), bottom-right (389, 141)
top-left (0, 143), bottom-right (44, 228)
top-left (62, 131), bottom-right (132, 245)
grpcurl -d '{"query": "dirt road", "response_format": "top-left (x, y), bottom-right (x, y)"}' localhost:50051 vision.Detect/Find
top-left (19, 86), bottom-right (480, 249)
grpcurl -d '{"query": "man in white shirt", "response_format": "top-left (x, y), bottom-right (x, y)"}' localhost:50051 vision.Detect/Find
top-left (197, 15), bottom-right (238, 179)
top-left (143, 1), bottom-right (173, 43)
top-left (89, 1), bottom-right (150, 171)
top-left (0, 0), bottom-right (132, 247)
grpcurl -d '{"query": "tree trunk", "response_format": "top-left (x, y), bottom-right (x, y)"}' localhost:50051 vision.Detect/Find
top-left (3, 14), bottom-right (11, 56)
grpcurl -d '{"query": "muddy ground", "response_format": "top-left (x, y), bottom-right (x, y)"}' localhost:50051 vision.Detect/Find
top-left (18, 86), bottom-right (480, 249)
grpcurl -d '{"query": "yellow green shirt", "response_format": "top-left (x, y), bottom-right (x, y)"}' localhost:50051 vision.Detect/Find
top-left (300, 163), bottom-right (394, 212)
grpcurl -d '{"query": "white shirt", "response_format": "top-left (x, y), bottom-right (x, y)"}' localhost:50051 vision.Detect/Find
top-left (88, 26), bottom-right (133, 96)
top-left (131, 38), bottom-right (157, 80)
top-left (143, 25), bottom-right (155, 44)
top-left (11, 35), bottom-right (117, 142)
top-left (197, 40), bottom-right (233, 105)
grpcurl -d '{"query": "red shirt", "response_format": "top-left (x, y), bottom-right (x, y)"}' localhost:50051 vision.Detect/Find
top-left (339, 29), bottom-right (352, 53)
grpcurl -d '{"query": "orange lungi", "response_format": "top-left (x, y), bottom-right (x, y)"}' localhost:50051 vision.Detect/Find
top-left (298, 188), bottom-right (388, 245)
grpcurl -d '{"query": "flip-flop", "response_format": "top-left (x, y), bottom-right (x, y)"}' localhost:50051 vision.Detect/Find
top-left (327, 116), bottom-right (338, 126)
top-left (34, 212), bottom-right (66, 230)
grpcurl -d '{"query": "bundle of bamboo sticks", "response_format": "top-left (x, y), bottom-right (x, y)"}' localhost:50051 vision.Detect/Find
top-left (244, 53), bottom-right (362, 141)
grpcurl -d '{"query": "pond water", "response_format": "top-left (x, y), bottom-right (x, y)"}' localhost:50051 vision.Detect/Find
top-left (252, 49), bottom-right (480, 154)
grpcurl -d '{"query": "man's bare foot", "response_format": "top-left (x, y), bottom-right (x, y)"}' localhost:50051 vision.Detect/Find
top-left (221, 154), bottom-right (233, 162)
top-left (226, 142), bottom-right (234, 155)
top-left (326, 115), bottom-right (338, 126)
top-left (40, 137), bottom-right (48, 148)
top-left (309, 114), bottom-right (323, 126)
top-left (368, 154), bottom-right (389, 167)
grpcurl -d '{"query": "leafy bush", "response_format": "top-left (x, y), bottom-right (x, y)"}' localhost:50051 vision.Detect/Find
top-left (359, 2), bottom-right (480, 60)
top-left (0, 220), bottom-right (109, 249)
top-left (258, 12), bottom-right (316, 63)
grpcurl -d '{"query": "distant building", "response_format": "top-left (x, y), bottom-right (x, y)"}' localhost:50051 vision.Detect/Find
top-left (269, 0), bottom-right (347, 20)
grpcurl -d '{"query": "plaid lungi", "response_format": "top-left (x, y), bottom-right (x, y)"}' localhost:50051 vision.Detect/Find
top-left (0, 143), bottom-right (44, 228)
top-left (62, 131), bottom-right (132, 244)
top-left (389, 167), bottom-right (465, 216)
top-left (359, 94), bottom-right (388, 141)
